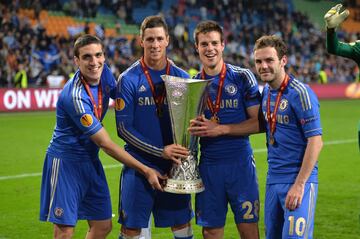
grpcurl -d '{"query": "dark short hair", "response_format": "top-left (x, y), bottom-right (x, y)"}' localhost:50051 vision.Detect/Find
top-left (253, 35), bottom-right (288, 59)
top-left (193, 20), bottom-right (224, 45)
top-left (140, 15), bottom-right (168, 39)
top-left (73, 34), bottom-right (103, 57)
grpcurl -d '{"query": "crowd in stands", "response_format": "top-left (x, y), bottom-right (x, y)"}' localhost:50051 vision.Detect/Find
top-left (0, 0), bottom-right (359, 88)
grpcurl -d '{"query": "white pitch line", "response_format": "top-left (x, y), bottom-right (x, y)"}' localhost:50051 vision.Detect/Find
top-left (253, 138), bottom-right (357, 153)
top-left (0, 138), bottom-right (357, 181)
top-left (0, 164), bottom-right (122, 181)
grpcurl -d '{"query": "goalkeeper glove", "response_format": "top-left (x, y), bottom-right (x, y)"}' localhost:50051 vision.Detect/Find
top-left (324, 4), bottom-right (350, 29)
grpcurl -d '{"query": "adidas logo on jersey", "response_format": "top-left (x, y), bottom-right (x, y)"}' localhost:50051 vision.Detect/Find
top-left (139, 85), bottom-right (146, 92)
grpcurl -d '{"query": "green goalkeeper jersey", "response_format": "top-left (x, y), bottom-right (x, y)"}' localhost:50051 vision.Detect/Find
top-left (326, 29), bottom-right (360, 82)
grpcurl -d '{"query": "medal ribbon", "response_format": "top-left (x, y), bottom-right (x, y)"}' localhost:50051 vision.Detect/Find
top-left (201, 63), bottom-right (226, 119)
top-left (266, 74), bottom-right (290, 140)
top-left (81, 74), bottom-right (103, 121)
top-left (140, 57), bottom-right (170, 116)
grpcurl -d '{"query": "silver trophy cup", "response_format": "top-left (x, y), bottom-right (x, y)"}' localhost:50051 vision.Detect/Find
top-left (161, 75), bottom-right (212, 194)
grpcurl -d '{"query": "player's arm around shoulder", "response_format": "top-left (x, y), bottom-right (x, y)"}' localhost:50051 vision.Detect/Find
top-left (222, 67), bottom-right (264, 136)
top-left (216, 102), bottom-right (263, 137)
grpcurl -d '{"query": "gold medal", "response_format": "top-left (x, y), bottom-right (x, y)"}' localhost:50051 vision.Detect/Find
top-left (210, 115), bottom-right (220, 123)
top-left (269, 136), bottom-right (275, 145)
top-left (266, 75), bottom-right (290, 147)
top-left (202, 63), bottom-right (226, 126)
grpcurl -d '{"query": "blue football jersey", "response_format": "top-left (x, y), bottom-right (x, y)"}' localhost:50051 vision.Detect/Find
top-left (194, 63), bottom-right (261, 165)
top-left (47, 64), bottom-right (116, 161)
top-left (261, 76), bottom-right (322, 184)
top-left (115, 60), bottom-right (189, 173)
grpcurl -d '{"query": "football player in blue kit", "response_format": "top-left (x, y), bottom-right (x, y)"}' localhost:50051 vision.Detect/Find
top-left (189, 20), bottom-right (261, 239)
top-left (253, 35), bottom-right (323, 239)
top-left (39, 34), bottom-right (164, 239)
top-left (115, 16), bottom-right (194, 239)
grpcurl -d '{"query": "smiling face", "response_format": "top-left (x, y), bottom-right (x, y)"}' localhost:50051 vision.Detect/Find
top-left (254, 46), bottom-right (287, 88)
top-left (140, 26), bottom-right (169, 68)
top-left (195, 31), bottom-right (225, 75)
top-left (74, 43), bottom-right (105, 85)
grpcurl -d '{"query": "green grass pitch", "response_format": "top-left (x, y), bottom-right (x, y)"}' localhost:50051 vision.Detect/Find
top-left (0, 99), bottom-right (359, 238)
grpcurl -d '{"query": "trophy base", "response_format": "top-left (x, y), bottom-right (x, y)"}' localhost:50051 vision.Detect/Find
top-left (164, 178), bottom-right (205, 194)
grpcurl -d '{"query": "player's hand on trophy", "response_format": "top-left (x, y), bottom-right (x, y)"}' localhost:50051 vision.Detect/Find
top-left (144, 167), bottom-right (168, 191)
top-left (324, 4), bottom-right (349, 29)
top-left (188, 115), bottom-right (223, 137)
top-left (162, 144), bottom-right (189, 165)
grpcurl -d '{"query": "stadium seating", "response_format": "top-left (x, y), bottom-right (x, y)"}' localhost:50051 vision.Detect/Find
top-left (342, 8), bottom-right (360, 33)
top-left (1, 0), bottom-right (359, 89)
top-left (18, 8), bottom-right (138, 38)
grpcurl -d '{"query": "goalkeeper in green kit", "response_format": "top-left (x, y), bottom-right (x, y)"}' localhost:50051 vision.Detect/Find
top-left (324, 4), bottom-right (360, 150)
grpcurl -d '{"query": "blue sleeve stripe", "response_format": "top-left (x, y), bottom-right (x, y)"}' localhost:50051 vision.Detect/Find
top-left (290, 80), bottom-right (312, 111)
top-left (118, 122), bottom-right (163, 157)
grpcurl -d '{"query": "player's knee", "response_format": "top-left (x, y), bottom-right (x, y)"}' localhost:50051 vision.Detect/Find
top-left (101, 222), bottom-right (112, 236)
top-left (90, 221), bottom-right (112, 237)
top-left (54, 231), bottom-right (74, 239)
top-left (171, 223), bottom-right (193, 239)
top-left (54, 224), bottom-right (74, 239)
top-left (202, 227), bottom-right (223, 239)
top-left (237, 222), bottom-right (259, 239)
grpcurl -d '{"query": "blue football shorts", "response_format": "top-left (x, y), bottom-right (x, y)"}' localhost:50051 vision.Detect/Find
top-left (195, 154), bottom-right (260, 227)
top-left (265, 182), bottom-right (318, 239)
top-left (39, 153), bottom-right (112, 226)
top-left (118, 166), bottom-right (193, 228)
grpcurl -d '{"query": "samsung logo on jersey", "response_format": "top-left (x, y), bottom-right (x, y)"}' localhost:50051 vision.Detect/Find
top-left (207, 99), bottom-right (239, 109)
top-left (263, 111), bottom-right (290, 124)
top-left (138, 97), bottom-right (155, 106)
top-left (138, 97), bottom-right (168, 106)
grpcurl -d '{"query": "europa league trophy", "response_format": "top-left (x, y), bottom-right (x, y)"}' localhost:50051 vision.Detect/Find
top-left (161, 75), bottom-right (212, 194)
